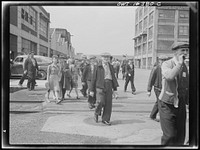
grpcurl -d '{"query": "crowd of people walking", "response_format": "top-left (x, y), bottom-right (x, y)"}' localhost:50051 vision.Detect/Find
top-left (17, 41), bottom-right (189, 146)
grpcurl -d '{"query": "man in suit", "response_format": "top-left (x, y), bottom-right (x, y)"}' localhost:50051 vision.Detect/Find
top-left (158, 41), bottom-right (189, 145)
top-left (147, 55), bottom-right (169, 122)
top-left (24, 51), bottom-right (38, 91)
top-left (124, 59), bottom-right (136, 95)
top-left (90, 52), bottom-right (119, 125)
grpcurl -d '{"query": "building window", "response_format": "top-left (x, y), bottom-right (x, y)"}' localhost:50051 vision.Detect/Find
top-left (139, 21), bottom-right (142, 33)
top-left (22, 38), bottom-right (31, 53)
top-left (40, 18), bottom-right (48, 38)
top-left (135, 48), bottom-right (138, 56)
top-left (138, 37), bottom-right (142, 45)
top-left (135, 24), bottom-right (138, 35)
top-left (148, 27), bottom-right (153, 40)
top-left (21, 6), bottom-right (37, 30)
top-left (21, 8), bottom-right (25, 19)
top-left (158, 10), bottom-right (175, 18)
top-left (29, 7), bottom-right (36, 30)
top-left (158, 25), bottom-right (174, 38)
top-left (143, 35), bottom-right (147, 43)
top-left (179, 10), bottom-right (189, 18)
top-left (147, 57), bottom-right (152, 69)
top-left (39, 45), bottom-right (48, 56)
top-left (25, 11), bottom-right (28, 22)
top-left (139, 8), bottom-right (143, 20)
top-left (157, 40), bottom-right (174, 51)
top-left (143, 16), bottom-right (148, 29)
top-left (144, 7), bottom-right (148, 15)
top-left (50, 49), bottom-right (53, 57)
top-left (138, 46), bottom-right (141, 55)
top-left (178, 26), bottom-right (189, 35)
top-left (149, 12), bottom-right (153, 25)
top-left (136, 10), bottom-right (138, 23)
top-left (179, 10), bottom-right (189, 23)
top-left (143, 43), bottom-right (147, 54)
top-left (142, 58), bottom-right (146, 68)
top-left (148, 41), bottom-right (153, 53)
top-left (158, 9), bottom-right (175, 23)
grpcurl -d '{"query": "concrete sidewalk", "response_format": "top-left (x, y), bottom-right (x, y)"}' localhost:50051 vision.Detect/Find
top-left (9, 69), bottom-right (189, 145)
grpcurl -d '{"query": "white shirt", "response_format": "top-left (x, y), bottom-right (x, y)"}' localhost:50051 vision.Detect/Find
top-left (102, 63), bottom-right (112, 80)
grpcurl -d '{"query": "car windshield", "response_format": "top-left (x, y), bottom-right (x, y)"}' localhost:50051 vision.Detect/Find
top-left (14, 57), bottom-right (24, 63)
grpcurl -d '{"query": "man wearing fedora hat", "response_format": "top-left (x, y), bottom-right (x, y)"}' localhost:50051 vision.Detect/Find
top-left (147, 55), bottom-right (169, 122)
top-left (158, 42), bottom-right (189, 145)
top-left (90, 52), bottom-right (119, 125)
top-left (24, 51), bottom-right (38, 91)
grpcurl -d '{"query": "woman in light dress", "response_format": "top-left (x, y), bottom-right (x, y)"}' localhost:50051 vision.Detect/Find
top-left (45, 55), bottom-right (61, 104)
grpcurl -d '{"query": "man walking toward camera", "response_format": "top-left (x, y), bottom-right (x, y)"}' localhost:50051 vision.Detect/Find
top-left (90, 52), bottom-right (119, 125)
top-left (24, 51), bottom-right (38, 91)
top-left (158, 42), bottom-right (189, 145)
top-left (124, 59), bottom-right (136, 95)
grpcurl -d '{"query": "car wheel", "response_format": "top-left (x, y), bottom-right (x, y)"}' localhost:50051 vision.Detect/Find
top-left (37, 70), bottom-right (47, 80)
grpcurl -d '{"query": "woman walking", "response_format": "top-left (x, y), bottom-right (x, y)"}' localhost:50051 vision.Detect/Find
top-left (45, 55), bottom-right (61, 104)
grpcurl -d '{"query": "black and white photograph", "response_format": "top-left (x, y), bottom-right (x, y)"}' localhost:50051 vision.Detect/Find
top-left (2, 1), bottom-right (198, 149)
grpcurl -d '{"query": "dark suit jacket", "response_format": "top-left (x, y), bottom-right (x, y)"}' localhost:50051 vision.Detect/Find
top-left (24, 57), bottom-right (38, 78)
top-left (90, 62), bottom-right (119, 92)
top-left (147, 65), bottom-right (162, 92)
top-left (81, 64), bottom-right (92, 82)
top-left (125, 63), bottom-right (135, 78)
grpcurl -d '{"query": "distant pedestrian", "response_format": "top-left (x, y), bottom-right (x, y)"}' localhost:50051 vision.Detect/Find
top-left (45, 55), bottom-right (61, 104)
top-left (147, 55), bottom-right (169, 122)
top-left (158, 42), bottom-right (189, 145)
top-left (115, 59), bottom-right (121, 79)
top-left (68, 59), bottom-right (80, 99)
top-left (24, 51), bottom-right (38, 91)
top-left (90, 52), bottom-right (119, 125)
top-left (79, 55), bottom-right (88, 97)
top-left (124, 59), bottom-right (136, 95)
top-left (82, 55), bottom-right (97, 109)
top-left (121, 55), bottom-right (128, 80)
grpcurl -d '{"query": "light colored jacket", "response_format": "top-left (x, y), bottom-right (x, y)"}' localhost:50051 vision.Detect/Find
top-left (158, 57), bottom-right (182, 107)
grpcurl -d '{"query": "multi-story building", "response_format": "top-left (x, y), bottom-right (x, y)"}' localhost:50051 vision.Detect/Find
top-left (10, 6), bottom-right (50, 59)
top-left (49, 28), bottom-right (74, 58)
top-left (133, 6), bottom-right (189, 69)
top-left (9, 6), bottom-right (75, 60)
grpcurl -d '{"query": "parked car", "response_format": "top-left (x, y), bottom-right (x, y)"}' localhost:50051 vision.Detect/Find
top-left (10, 55), bottom-right (52, 80)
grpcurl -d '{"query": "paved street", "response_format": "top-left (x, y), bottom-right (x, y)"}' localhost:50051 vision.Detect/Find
top-left (8, 68), bottom-right (189, 146)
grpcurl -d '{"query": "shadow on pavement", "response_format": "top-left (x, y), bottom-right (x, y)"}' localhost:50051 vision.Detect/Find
top-left (84, 117), bottom-right (145, 126)
top-left (10, 87), bottom-right (27, 93)
top-left (111, 119), bottom-right (145, 125)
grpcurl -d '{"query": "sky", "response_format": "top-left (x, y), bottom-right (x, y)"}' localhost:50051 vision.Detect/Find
top-left (43, 6), bottom-right (137, 56)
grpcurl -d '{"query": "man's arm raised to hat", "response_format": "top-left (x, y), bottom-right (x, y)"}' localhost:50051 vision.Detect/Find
top-left (161, 57), bottom-right (183, 81)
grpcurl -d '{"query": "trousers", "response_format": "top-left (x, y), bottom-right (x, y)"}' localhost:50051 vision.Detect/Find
top-left (158, 97), bottom-right (186, 145)
top-left (95, 79), bottom-right (113, 122)
top-left (150, 88), bottom-right (161, 119)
